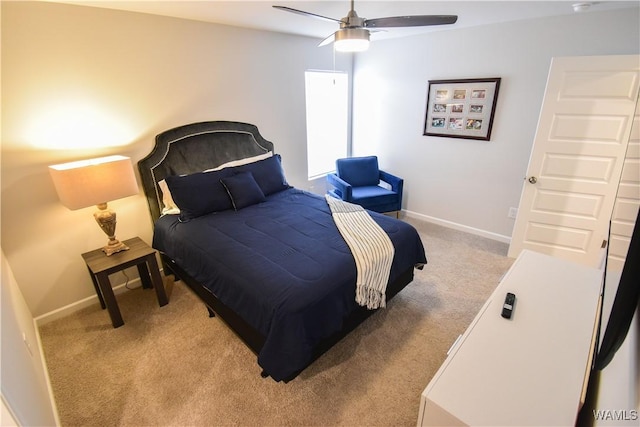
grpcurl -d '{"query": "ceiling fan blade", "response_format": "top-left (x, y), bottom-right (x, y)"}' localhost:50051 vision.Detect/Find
top-left (318, 32), bottom-right (336, 47)
top-left (272, 6), bottom-right (341, 24)
top-left (365, 15), bottom-right (458, 28)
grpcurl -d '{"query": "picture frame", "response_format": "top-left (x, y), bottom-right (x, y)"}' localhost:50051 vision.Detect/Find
top-left (423, 77), bottom-right (501, 141)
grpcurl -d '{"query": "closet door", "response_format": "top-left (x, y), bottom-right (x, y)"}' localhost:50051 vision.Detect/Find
top-left (608, 106), bottom-right (640, 272)
top-left (509, 55), bottom-right (640, 267)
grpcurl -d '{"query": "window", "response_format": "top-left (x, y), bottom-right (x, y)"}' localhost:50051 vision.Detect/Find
top-left (304, 71), bottom-right (349, 180)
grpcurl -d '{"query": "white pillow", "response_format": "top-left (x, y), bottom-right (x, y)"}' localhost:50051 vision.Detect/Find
top-left (158, 151), bottom-right (273, 215)
top-left (158, 179), bottom-right (181, 215)
top-left (203, 151), bottom-right (272, 172)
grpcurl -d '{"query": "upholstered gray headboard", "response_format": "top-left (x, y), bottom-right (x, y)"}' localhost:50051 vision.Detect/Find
top-left (138, 121), bottom-right (275, 223)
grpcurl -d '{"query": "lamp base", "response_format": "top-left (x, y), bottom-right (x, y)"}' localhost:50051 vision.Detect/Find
top-left (102, 239), bottom-right (130, 256)
top-left (94, 203), bottom-right (129, 256)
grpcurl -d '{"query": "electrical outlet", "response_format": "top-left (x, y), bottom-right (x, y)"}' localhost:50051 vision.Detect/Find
top-left (508, 207), bottom-right (518, 219)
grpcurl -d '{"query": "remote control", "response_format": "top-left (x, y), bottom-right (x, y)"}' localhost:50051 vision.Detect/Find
top-left (501, 292), bottom-right (516, 319)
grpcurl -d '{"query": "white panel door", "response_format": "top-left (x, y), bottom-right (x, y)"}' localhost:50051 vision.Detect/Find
top-left (509, 55), bottom-right (640, 267)
top-left (607, 105), bottom-right (640, 272)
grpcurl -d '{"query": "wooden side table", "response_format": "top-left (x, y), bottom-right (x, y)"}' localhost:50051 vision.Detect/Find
top-left (82, 236), bottom-right (168, 328)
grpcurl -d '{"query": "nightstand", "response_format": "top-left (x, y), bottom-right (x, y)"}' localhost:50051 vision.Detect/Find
top-left (81, 236), bottom-right (168, 328)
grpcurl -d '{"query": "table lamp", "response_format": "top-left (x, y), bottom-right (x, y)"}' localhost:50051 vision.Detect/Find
top-left (49, 155), bottom-right (139, 256)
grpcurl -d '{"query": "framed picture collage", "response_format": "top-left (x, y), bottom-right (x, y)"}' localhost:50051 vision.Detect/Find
top-left (423, 77), bottom-right (501, 141)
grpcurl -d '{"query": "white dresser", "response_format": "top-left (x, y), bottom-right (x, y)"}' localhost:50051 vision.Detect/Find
top-left (417, 250), bottom-right (603, 426)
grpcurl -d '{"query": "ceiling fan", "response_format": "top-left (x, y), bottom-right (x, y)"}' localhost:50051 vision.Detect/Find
top-left (273, 0), bottom-right (458, 52)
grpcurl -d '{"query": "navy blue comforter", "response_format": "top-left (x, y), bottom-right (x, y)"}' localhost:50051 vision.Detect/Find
top-left (153, 188), bottom-right (426, 381)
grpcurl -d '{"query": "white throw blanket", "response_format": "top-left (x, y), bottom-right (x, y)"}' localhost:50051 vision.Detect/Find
top-left (325, 195), bottom-right (395, 309)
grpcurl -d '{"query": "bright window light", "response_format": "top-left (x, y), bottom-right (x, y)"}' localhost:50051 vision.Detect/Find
top-left (304, 71), bottom-right (349, 180)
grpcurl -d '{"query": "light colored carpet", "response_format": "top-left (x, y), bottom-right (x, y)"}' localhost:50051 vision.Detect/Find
top-left (39, 218), bottom-right (513, 426)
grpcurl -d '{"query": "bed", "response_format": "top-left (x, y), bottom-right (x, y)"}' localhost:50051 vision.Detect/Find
top-left (138, 121), bottom-right (427, 382)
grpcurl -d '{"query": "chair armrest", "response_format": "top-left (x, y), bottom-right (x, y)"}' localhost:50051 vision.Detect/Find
top-left (379, 170), bottom-right (404, 194)
top-left (326, 173), bottom-right (353, 200)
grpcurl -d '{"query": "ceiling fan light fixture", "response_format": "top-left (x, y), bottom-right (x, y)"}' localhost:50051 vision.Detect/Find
top-left (274, 1), bottom-right (458, 52)
top-left (334, 28), bottom-right (370, 52)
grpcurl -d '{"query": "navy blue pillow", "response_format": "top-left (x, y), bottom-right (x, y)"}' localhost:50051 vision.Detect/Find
top-left (164, 168), bottom-right (234, 221)
top-left (220, 172), bottom-right (266, 210)
top-left (238, 154), bottom-right (289, 196)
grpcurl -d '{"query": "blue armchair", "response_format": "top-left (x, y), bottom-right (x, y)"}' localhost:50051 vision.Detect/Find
top-left (326, 156), bottom-right (403, 215)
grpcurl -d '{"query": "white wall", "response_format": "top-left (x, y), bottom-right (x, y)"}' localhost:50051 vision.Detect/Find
top-left (0, 1), bottom-right (351, 317)
top-left (351, 7), bottom-right (640, 240)
top-left (1, 250), bottom-right (59, 426)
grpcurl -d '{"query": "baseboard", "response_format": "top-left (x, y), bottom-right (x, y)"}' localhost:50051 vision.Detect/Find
top-left (32, 318), bottom-right (62, 426)
top-left (403, 210), bottom-right (512, 244)
top-left (34, 277), bottom-right (142, 327)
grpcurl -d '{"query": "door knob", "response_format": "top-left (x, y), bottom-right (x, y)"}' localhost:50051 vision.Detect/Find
top-left (528, 176), bottom-right (538, 184)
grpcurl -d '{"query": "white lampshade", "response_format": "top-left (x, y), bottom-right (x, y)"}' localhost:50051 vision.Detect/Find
top-left (334, 28), bottom-right (370, 52)
top-left (49, 155), bottom-right (139, 210)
